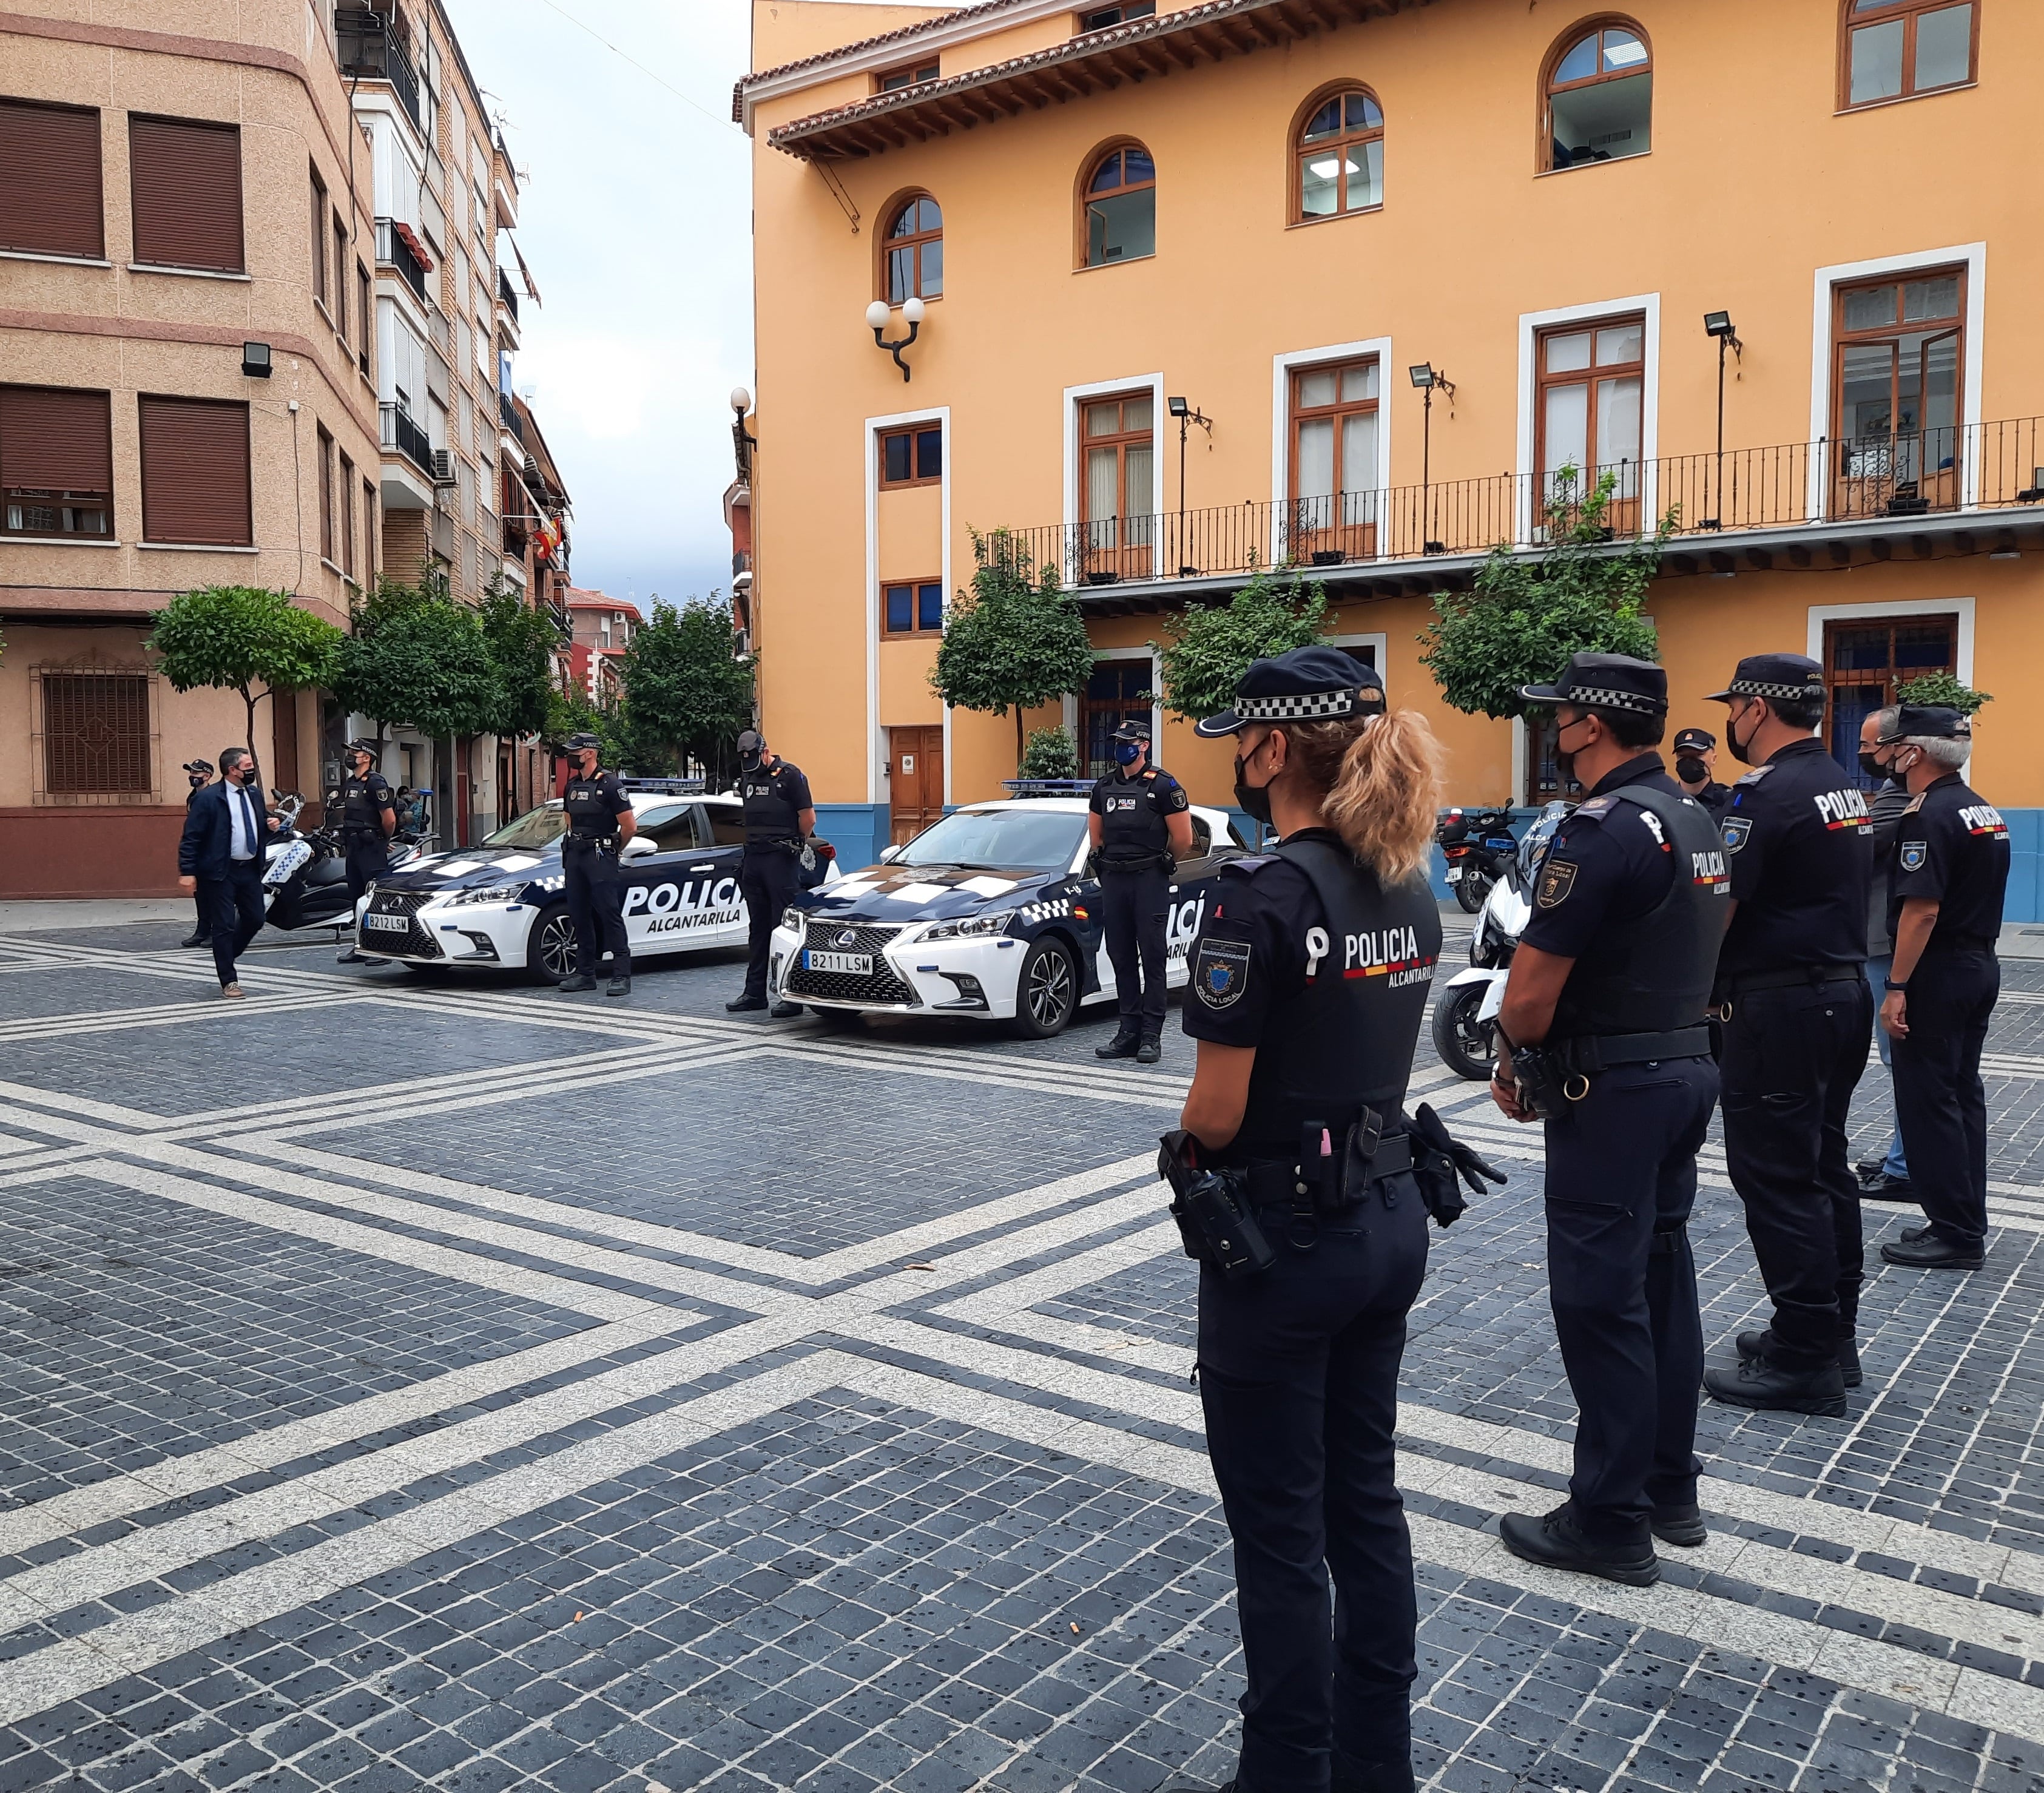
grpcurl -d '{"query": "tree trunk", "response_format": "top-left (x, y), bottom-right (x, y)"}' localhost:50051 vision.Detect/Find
top-left (1014, 705), bottom-right (1024, 775)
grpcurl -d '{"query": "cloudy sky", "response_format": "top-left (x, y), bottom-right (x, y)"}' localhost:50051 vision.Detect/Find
top-left (443, 0), bottom-right (766, 618)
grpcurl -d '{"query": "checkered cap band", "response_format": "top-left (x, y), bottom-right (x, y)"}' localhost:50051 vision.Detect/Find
top-left (1566, 684), bottom-right (1665, 715)
top-left (1234, 689), bottom-right (1363, 721)
top-left (1727, 678), bottom-right (1823, 700)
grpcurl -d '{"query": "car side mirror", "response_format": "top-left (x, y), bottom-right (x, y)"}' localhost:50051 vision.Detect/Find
top-left (619, 836), bottom-right (658, 860)
top-left (877, 844), bottom-right (903, 863)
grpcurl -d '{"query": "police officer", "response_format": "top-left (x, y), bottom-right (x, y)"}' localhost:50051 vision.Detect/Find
top-left (558, 731), bottom-right (635, 996)
top-left (180, 760), bottom-right (215, 948)
top-left (1698, 653), bottom-right (1874, 1418)
top-left (1176, 647), bottom-right (1449, 1793)
top-left (1672, 727), bottom-right (1733, 816)
top-left (1875, 704), bottom-right (2009, 1270)
top-left (1089, 719), bottom-right (1194, 1064)
top-left (1857, 706), bottom-right (1915, 1200)
top-left (1493, 653), bottom-right (1728, 1584)
top-left (329, 740), bottom-right (397, 964)
top-left (727, 728), bottom-right (814, 1016)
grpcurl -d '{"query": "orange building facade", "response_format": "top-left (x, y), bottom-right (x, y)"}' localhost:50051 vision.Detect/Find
top-left (739, 0), bottom-right (2041, 905)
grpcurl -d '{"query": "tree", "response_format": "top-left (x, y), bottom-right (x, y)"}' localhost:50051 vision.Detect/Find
top-left (331, 575), bottom-right (505, 742)
top-left (147, 584), bottom-right (342, 747)
top-left (1154, 567), bottom-right (1331, 724)
top-left (545, 684), bottom-right (627, 768)
top-left (1896, 672), bottom-right (1992, 715)
top-left (930, 529), bottom-right (1096, 771)
top-left (478, 578), bottom-right (564, 740)
top-left (1021, 726), bottom-right (1080, 780)
top-left (1419, 468), bottom-right (1674, 718)
top-left (616, 594), bottom-right (755, 781)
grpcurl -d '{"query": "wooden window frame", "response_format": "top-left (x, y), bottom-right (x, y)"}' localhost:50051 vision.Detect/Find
top-left (310, 166), bottom-right (328, 305)
top-left (1290, 86), bottom-right (1385, 226)
top-left (879, 191), bottom-right (943, 305)
top-left (1287, 357), bottom-right (1381, 561)
top-left (881, 577), bottom-right (945, 638)
top-left (877, 423), bottom-right (943, 490)
top-left (1081, 658), bottom-right (1153, 780)
top-left (0, 98), bottom-right (106, 260)
top-left (873, 58), bottom-right (940, 94)
top-left (1838, 0), bottom-right (1978, 111)
top-left (1822, 612), bottom-right (1957, 782)
top-left (1079, 391), bottom-right (1156, 579)
top-left (1827, 264), bottom-right (1967, 519)
top-left (1540, 16), bottom-right (1653, 174)
top-left (1533, 310), bottom-right (1647, 528)
top-left (1078, 141), bottom-right (1156, 269)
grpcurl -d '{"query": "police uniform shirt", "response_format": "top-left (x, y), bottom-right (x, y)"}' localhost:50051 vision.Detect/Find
top-left (1716, 737), bottom-right (1873, 977)
top-left (1088, 764), bottom-right (1189, 860)
top-left (1693, 780), bottom-right (1733, 817)
top-left (1519, 754), bottom-right (1682, 959)
top-left (1889, 772), bottom-right (2011, 950)
top-left (563, 769), bottom-right (632, 838)
top-left (331, 773), bottom-right (394, 835)
top-left (741, 761), bottom-right (812, 845)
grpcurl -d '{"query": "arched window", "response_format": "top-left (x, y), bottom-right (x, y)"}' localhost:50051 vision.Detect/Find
top-left (1295, 89), bottom-right (1384, 221)
top-left (1543, 21), bottom-right (1651, 171)
top-left (1081, 144), bottom-right (1155, 267)
top-left (883, 194), bottom-right (942, 303)
top-left (1841, 1), bottom-right (1977, 109)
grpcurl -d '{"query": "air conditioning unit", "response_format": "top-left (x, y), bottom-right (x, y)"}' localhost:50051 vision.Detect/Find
top-left (431, 450), bottom-right (456, 485)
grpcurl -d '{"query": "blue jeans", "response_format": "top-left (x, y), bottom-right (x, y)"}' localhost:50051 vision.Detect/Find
top-left (1864, 955), bottom-right (1911, 1180)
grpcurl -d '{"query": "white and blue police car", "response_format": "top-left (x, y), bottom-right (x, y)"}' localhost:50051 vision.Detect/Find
top-left (769, 788), bottom-right (1249, 1037)
top-left (355, 782), bottom-right (838, 978)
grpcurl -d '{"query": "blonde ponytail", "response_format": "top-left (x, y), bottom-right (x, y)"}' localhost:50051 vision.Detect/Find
top-left (1287, 709), bottom-right (1445, 886)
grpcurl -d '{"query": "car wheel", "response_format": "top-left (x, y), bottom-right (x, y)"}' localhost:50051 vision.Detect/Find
top-left (1012, 936), bottom-right (1078, 1039)
top-left (526, 903), bottom-right (578, 982)
top-left (1431, 983), bottom-right (1496, 1081)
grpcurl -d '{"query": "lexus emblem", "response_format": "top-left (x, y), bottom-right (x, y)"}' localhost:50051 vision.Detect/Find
top-left (835, 929), bottom-right (857, 947)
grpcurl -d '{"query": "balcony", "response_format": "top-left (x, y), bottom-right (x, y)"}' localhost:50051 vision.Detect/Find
top-left (499, 392), bottom-right (523, 442)
top-left (374, 218), bottom-right (428, 305)
top-left (497, 268), bottom-right (519, 324)
top-left (380, 402), bottom-right (433, 477)
top-left (990, 416), bottom-right (2044, 613)
top-left (335, 10), bottom-right (422, 136)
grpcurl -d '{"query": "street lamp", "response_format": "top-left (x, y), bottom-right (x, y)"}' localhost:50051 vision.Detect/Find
top-left (1167, 395), bottom-right (1212, 576)
top-left (865, 296), bottom-right (925, 382)
top-left (1409, 363), bottom-right (1455, 554)
top-left (730, 387), bottom-right (755, 482)
top-left (1702, 312), bottom-right (1742, 530)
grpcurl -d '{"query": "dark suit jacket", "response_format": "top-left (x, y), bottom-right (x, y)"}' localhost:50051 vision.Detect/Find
top-left (179, 780), bottom-right (269, 879)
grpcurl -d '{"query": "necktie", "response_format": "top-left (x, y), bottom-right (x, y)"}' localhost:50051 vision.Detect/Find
top-left (238, 786), bottom-right (258, 858)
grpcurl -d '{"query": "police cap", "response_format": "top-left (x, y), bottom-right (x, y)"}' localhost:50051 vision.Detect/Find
top-left (345, 738), bottom-right (380, 758)
top-left (1877, 703), bottom-right (1971, 743)
top-left (1194, 645), bottom-right (1387, 738)
top-left (737, 729), bottom-right (764, 755)
top-left (1672, 726), bottom-right (1716, 752)
top-left (562, 731), bottom-right (601, 752)
top-left (182, 758), bottom-right (212, 776)
top-left (1519, 652), bottom-right (1667, 717)
top-left (1109, 718), bottom-right (1150, 743)
top-left (1705, 652), bottom-right (1826, 704)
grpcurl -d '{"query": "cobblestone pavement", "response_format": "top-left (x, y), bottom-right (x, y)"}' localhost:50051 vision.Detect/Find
top-left (7, 921), bottom-right (2044, 1793)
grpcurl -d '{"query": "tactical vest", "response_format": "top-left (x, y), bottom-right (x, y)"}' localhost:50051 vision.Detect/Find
top-left (562, 773), bottom-right (616, 839)
top-left (741, 765), bottom-right (801, 846)
top-left (1550, 785), bottom-right (1729, 1041)
top-left (1094, 769), bottom-right (1172, 871)
top-left (332, 775), bottom-right (385, 838)
top-left (1234, 834), bottom-right (1443, 1158)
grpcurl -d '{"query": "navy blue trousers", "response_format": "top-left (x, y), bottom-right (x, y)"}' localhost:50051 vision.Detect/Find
top-left (1100, 865), bottom-right (1170, 1026)
top-left (1894, 948), bottom-right (1998, 1248)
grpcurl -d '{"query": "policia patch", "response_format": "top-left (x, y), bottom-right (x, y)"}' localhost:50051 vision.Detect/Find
top-left (1192, 937), bottom-right (1250, 1008)
top-left (1536, 859), bottom-right (1578, 910)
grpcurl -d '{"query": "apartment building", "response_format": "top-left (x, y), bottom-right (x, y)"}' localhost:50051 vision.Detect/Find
top-left (561, 586), bottom-right (635, 709)
top-left (0, 2), bottom-right (380, 893)
top-left (738, 0), bottom-right (2043, 908)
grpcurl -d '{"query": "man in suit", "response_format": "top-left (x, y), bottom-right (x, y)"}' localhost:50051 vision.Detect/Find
top-left (178, 746), bottom-right (277, 998)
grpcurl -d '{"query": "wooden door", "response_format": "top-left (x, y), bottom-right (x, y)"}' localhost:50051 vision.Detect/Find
top-left (889, 726), bottom-right (944, 845)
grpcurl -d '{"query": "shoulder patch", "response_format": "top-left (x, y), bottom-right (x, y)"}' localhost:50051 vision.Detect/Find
top-left (1721, 815), bottom-right (1753, 854)
top-left (1536, 859), bottom-right (1579, 909)
top-left (1570, 796), bottom-right (1617, 824)
top-left (1902, 794), bottom-right (1925, 815)
top-left (1191, 936), bottom-right (1250, 1009)
top-left (1898, 840), bottom-right (1929, 873)
top-left (1141, 769), bottom-right (1157, 780)
top-left (1734, 763), bottom-right (1775, 786)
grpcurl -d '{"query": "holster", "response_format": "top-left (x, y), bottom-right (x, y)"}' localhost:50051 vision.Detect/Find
top-left (1158, 1131), bottom-right (1276, 1280)
top-left (1508, 1041), bottom-right (1579, 1118)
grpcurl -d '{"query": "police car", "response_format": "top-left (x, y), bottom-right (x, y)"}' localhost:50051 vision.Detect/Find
top-left (769, 791), bottom-right (1249, 1037)
top-left (354, 783), bottom-right (837, 977)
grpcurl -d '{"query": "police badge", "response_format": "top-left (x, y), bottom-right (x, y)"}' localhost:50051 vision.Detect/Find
top-left (1536, 859), bottom-right (1577, 910)
top-left (1721, 816), bottom-right (1753, 854)
top-left (1192, 937), bottom-right (1250, 1008)
top-left (1899, 840), bottom-right (1929, 873)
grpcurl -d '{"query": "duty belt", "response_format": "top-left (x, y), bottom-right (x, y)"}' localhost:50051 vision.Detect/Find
top-left (1549, 1025), bottom-right (1714, 1075)
top-left (1716, 965), bottom-right (1864, 998)
top-left (1239, 1134), bottom-right (1414, 1208)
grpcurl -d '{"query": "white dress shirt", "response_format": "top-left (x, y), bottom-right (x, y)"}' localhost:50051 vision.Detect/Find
top-left (228, 781), bottom-right (260, 861)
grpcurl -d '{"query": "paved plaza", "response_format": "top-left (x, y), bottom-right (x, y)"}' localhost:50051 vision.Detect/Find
top-left (5, 919), bottom-right (2044, 1793)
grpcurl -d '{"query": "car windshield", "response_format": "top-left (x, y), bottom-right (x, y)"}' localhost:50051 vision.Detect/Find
top-left (482, 804), bottom-right (567, 850)
top-left (896, 807), bottom-right (1087, 872)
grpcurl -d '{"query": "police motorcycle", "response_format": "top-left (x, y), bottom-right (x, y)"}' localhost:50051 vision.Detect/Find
top-left (1435, 804), bottom-right (1520, 914)
top-left (260, 791), bottom-right (433, 933)
top-left (1431, 800), bottom-right (1572, 1079)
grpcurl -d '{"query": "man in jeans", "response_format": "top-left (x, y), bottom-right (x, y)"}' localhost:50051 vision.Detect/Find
top-left (1857, 707), bottom-right (1914, 1200)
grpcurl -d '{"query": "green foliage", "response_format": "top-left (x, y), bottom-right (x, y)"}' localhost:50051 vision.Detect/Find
top-left (1418, 469), bottom-right (1674, 718)
top-left (1020, 726), bottom-right (1080, 780)
top-left (1154, 567), bottom-right (1331, 724)
top-left (478, 578), bottom-right (564, 740)
top-left (331, 574), bottom-right (505, 742)
top-left (545, 685), bottom-right (627, 767)
top-left (931, 530), bottom-right (1096, 769)
top-left (147, 584), bottom-right (343, 742)
top-left (616, 594), bottom-right (755, 780)
top-left (1896, 672), bottom-right (1992, 715)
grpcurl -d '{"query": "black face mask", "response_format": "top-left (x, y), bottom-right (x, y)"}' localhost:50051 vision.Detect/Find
top-left (1726, 704), bottom-right (1760, 766)
top-left (1858, 751), bottom-right (1891, 783)
top-left (740, 752), bottom-right (763, 773)
top-left (1675, 755), bottom-right (1710, 785)
top-left (1232, 751), bottom-right (1273, 826)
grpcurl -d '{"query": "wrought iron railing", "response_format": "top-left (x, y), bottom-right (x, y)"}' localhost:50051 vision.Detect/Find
top-left (499, 392), bottom-right (523, 441)
top-left (374, 218), bottom-right (427, 305)
top-left (985, 417), bottom-right (2044, 589)
top-left (379, 403), bottom-right (433, 476)
top-left (497, 267), bottom-right (519, 324)
top-left (335, 10), bottom-right (422, 134)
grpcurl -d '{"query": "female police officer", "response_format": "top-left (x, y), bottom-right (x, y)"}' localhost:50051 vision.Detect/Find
top-left (1174, 646), bottom-right (1446, 1793)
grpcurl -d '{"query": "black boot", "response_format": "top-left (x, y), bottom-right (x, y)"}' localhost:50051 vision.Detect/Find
top-left (1880, 1231), bottom-right (1984, 1270)
top-left (558, 973), bottom-right (597, 993)
top-left (182, 932), bottom-right (211, 949)
top-left (607, 973), bottom-right (632, 996)
top-left (726, 994), bottom-right (768, 1011)
top-left (1096, 1022), bottom-right (1141, 1059)
top-left (1736, 1326), bottom-right (1860, 1388)
top-left (1499, 1501), bottom-right (1658, 1586)
top-left (769, 1000), bottom-right (801, 1018)
top-left (1135, 1030), bottom-right (1162, 1064)
top-left (1704, 1352), bottom-right (1847, 1417)
top-left (1648, 1503), bottom-right (1707, 1547)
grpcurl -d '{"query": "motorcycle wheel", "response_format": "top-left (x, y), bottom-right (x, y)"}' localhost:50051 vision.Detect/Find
top-left (1454, 869), bottom-right (1491, 914)
top-left (1432, 983), bottom-right (1496, 1081)
top-left (525, 903), bottom-right (579, 982)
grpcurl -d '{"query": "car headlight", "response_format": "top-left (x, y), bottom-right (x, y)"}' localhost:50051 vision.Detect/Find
top-left (920, 909), bottom-right (1018, 942)
top-left (439, 884), bottom-right (511, 910)
top-left (781, 907), bottom-right (806, 931)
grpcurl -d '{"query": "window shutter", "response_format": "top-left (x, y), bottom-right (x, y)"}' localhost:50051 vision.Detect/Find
top-left (1, 386), bottom-right (113, 493)
top-left (129, 116), bottom-right (243, 272)
top-left (0, 100), bottom-right (104, 258)
top-left (139, 395), bottom-right (251, 544)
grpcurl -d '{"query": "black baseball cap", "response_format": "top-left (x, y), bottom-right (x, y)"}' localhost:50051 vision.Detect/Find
top-left (1195, 646), bottom-right (1387, 738)
top-left (1706, 652), bottom-right (1826, 704)
top-left (1109, 718), bottom-right (1150, 743)
top-left (737, 729), bottom-right (764, 755)
top-left (1672, 727), bottom-right (1716, 752)
top-left (562, 732), bottom-right (600, 752)
top-left (1519, 652), bottom-right (1668, 716)
top-left (1877, 704), bottom-right (1971, 743)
